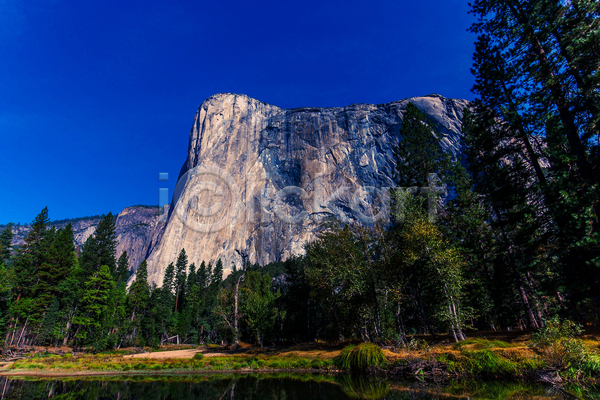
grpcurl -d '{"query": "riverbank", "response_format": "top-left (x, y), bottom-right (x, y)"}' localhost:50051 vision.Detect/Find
top-left (1, 336), bottom-right (599, 385)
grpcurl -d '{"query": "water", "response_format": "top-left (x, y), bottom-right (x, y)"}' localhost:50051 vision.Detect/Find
top-left (0, 373), bottom-right (597, 399)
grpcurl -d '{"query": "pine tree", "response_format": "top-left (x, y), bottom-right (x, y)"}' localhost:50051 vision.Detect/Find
top-left (128, 261), bottom-right (150, 316)
top-left (395, 102), bottom-right (456, 188)
top-left (211, 259), bottom-right (223, 288)
top-left (72, 265), bottom-right (115, 349)
top-left (127, 260), bottom-right (150, 345)
top-left (468, 0), bottom-right (600, 319)
top-left (116, 251), bottom-right (130, 283)
top-left (197, 261), bottom-right (208, 289)
top-left (174, 248), bottom-right (188, 313)
top-left (0, 263), bottom-right (14, 343)
top-left (0, 223), bottom-right (14, 263)
top-left (13, 207), bottom-right (51, 299)
top-left (156, 262), bottom-right (175, 341)
top-left (79, 213), bottom-right (117, 278)
top-left (9, 208), bottom-right (53, 343)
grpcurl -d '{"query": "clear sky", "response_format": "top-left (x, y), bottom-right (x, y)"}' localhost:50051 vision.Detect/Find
top-left (0, 0), bottom-right (476, 224)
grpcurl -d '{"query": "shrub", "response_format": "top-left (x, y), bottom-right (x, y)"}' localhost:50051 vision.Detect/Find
top-left (335, 343), bottom-right (386, 371)
top-left (192, 352), bottom-right (204, 360)
top-left (406, 338), bottom-right (430, 352)
top-left (530, 316), bottom-right (590, 371)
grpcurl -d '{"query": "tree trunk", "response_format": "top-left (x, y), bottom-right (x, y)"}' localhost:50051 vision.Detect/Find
top-left (15, 319), bottom-right (28, 348)
top-left (498, 222), bottom-right (539, 329)
top-left (233, 274), bottom-right (244, 349)
top-left (6, 318), bottom-right (17, 346)
top-left (396, 301), bottom-right (408, 346)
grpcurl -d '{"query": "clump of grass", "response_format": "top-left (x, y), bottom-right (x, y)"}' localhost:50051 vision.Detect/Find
top-left (334, 343), bottom-right (386, 371)
top-left (438, 350), bottom-right (520, 376)
top-left (465, 350), bottom-right (520, 375)
top-left (192, 352), bottom-right (204, 360)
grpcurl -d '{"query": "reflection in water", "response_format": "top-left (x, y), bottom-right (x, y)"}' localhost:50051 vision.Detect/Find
top-left (0, 374), bottom-right (596, 400)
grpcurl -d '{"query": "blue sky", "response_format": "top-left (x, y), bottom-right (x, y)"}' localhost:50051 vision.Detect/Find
top-left (0, 0), bottom-right (476, 224)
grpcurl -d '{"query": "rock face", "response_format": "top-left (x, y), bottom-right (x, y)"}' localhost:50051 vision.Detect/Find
top-left (1, 206), bottom-right (166, 274)
top-left (114, 206), bottom-right (167, 271)
top-left (145, 93), bottom-right (469, 285)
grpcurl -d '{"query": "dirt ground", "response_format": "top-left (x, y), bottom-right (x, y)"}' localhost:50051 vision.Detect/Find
top-left (123, 348), bottom-right (228, 359)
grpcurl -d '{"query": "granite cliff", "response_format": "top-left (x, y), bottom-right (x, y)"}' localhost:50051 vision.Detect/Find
top-left (145, 93), bottom-right (469, 285)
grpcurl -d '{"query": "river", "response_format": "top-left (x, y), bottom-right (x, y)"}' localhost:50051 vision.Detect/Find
top-left (1, 373), bottom-right (597, 399)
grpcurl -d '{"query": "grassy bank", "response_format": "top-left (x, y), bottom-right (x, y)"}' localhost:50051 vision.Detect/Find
top-left (2, 351), bottom-right (337, 375)
top-left (2, 335), bottom-right (599, 385)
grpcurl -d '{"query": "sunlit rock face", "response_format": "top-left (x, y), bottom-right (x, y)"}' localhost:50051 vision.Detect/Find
top-left (145, 93), bottom-right (468, 285)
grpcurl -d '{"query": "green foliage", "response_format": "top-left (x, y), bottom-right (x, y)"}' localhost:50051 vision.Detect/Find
top-left (530, 316), bottom-right (591, 371)
top-left (73, 265), bottom-right (116, 348)
top-left (192, 352), bottom-right (204, 360)
top-left (79, 213), bottom-right (117, 279)
top-left (406, 337), bottom-right (430, 352)
top-left (438, 350), bottom-right (534, 376)
top-left (394, 102), bottom-right (457, 188)
top-left (0, 223), bottom-right (14, 262)
top-left (334, 343), bottom-right (386, 371)
top-left (115, 251), bottom-right (130, 283)
top-left (468, 0), bottom-right (600, 323)
top-left (305, 222), bottom-right (385, 341)
top-left (240, 270), bottom-right (281, 347)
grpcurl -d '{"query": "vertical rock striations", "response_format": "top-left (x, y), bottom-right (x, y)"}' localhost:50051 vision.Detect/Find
top-left (145, 93), bottom-right (469, 285)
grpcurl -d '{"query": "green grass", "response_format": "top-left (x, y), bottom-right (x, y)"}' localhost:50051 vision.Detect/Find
top-left (437, 349), bottom-right (543, 376)
top-left (452, 338), bottom-right (515, 350)
top-left (335, 343), bottom-right (386, 371)
top-left (8, 352), bottom-right (334, 374)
